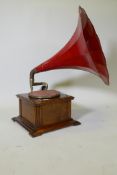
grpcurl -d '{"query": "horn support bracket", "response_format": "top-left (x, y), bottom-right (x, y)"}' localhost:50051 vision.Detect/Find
top-left (30, 69), bottom-right (48, 92)
top-left (29, 69), bottom-right (60, 99)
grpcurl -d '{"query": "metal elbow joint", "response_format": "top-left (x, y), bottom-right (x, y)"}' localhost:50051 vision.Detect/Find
top-left (29, 69), bottom-right (48, 92)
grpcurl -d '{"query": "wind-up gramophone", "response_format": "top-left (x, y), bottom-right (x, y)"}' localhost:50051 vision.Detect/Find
top-left (12, 7), bottom-right (109, 137)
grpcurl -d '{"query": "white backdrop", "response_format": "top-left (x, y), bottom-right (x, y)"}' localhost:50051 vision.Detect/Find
top-left (0, 1), bottom-right (117, 175)
top-left (0, 0), bottom-right (117, 107)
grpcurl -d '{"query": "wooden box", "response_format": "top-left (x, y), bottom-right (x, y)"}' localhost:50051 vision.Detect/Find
top-left (12, 93), bottom-right (80, 137)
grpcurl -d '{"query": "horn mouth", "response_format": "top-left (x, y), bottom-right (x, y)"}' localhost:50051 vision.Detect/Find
top-left (79, 6), bottom-right (109, 85)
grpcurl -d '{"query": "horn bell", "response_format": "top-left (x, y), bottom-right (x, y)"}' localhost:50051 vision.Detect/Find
top-left (32, 6), bottom-right (109, 85)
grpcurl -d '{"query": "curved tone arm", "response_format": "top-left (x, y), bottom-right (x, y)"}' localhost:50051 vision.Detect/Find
top-left (30, 69), bottom-right (48, 91)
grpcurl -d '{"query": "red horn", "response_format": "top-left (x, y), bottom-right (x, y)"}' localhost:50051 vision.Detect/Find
top-left (30, 6), bottom-right (109, 91)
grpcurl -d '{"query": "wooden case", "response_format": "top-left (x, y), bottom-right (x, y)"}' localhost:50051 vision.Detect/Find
top-left (12, 93), bottom-right (80, 137)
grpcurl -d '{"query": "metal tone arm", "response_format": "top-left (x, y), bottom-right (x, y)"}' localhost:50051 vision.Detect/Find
top-left (30, 69), bottom-right (48, 91)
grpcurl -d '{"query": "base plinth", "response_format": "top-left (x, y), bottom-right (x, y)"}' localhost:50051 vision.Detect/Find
top-left (12, 116), bottom-right (80, 137)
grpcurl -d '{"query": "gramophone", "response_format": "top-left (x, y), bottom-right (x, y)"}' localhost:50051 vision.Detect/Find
top-left (12, 6), bottom-right (109, 137)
